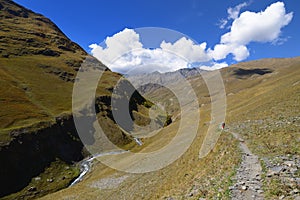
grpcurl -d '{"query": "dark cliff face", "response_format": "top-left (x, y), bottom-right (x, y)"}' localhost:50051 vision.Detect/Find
top-left (0, 115), bottom-right (83, 197)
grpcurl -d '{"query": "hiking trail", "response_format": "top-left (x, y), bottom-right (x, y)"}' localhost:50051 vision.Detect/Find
top-left (228, 129), bottom-right (264, 200)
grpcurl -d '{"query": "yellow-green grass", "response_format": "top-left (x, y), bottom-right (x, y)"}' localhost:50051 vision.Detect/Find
top-left (40, 102), bottom-right (241, 200)
top-left (0, 54), bottom-right (132, 137)
top-left (223, 57), bottom-right (300, 199)
top-left (1, 4), bottom-right (299, 197)
top-left (40, 57), bottom-right (300, 199)
top-left (0, 1), bottom-right (153, 199)
top-left (224, 58), bottom-right (300, 157)
top-left (0, 0), bottom-right (84, 136)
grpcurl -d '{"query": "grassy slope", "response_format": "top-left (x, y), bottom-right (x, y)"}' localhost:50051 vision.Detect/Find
top-left (40, 101), bottom-right (241, 200)
top-left (41, 57), bottom-right (299, 200)
top-left (1, 1), bottom-right (298, 199)
top-left (224, 57), bottom-right (300, 156)
top-left (224, 58), bottom-right (300, 199)
top-left (0, 0), bottom-right (85, 136)
top-left (0, 0), bottom-right (150, 199)
top-left (0, 3), bottom-right (88, 197)
top-left (0, 0), bottom-right (145, 142)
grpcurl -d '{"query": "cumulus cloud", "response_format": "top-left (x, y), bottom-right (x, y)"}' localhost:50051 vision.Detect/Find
top-left (90, 2), bottom-right (293, 73)
top-left (210, 43), bottom-right (249, 61)
top-left (89, 29), bottom-right (209, 74)
top-left (160, 38), bottom-right (210, 63)
top-left (109, 48), bottom-right (188, 74)
top-left (89, 28), bottom-right (143, 67)
top-left (210, 1), bottom-right (293, 61)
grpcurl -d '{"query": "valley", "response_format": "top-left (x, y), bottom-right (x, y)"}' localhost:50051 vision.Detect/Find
top-left (0, 0), bottom-right (299, 199)
top-left (40, 58), bottom-right (300, 200)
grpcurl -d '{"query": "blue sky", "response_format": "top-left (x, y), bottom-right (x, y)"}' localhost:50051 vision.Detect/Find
top-left (14, 0), bottom-right (300, 72)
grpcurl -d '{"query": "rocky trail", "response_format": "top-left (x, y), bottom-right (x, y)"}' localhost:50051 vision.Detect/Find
top-left (228, 130), bottom-right (264, 200)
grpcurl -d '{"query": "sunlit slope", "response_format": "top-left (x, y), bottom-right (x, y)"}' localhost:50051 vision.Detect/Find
top-left (0, 0), bottom-right (149, 142)
top-left (41, 56), bottom-right (300, 199)
top-left (0, 0), bottom-right (86, 132)
top-left (223, 57), bottom-right (300, 155)
top-left (0, 0), bottom-right (151, 199)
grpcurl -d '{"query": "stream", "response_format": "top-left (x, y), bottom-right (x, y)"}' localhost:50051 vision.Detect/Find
top-left (70, 137), bottom-right (143, 186)
top-left (69, 150), bottom-right (128, 186)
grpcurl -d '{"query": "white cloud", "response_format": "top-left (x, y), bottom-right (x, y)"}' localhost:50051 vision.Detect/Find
top-left (199, 62), bottom-right (229, 71)
top-left (219, 2), bottom-right (249, 29)
top-left (110, 48), bottom-right (188, 74)
top-left (89, 29), bottom-right (209, 74)
top-left (218, 18), bottom-right (228, 29)
top-left (160, 38), bottom-right (210, 63)
top-left (210, 1), bottom-right (293, 61)
top-left (210, 43), bottom-right (249, 61)
top-left (271, 36), bottom-right (290, 46)
top-left (228, 2), bottom-right (249, 20)
top-left (89, 2), bottom-right (293, 73)
top-left (89, 28), bottom-right (143, 67)
top-left (221, 2), bottom-right (293, 45)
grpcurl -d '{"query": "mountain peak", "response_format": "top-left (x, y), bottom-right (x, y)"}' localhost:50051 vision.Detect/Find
top-left (0, 0), bottom-right (85, 58)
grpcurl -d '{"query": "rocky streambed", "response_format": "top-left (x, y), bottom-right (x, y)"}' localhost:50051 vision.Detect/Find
top-left (69, 150), bottom-right (128, 186)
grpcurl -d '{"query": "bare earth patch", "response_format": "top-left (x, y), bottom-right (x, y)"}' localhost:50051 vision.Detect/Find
top-left (89, 175), bottom-right (129, 190)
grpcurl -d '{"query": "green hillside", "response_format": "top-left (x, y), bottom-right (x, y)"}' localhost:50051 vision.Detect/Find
top-left (0, 0), bottom-right (150, 199)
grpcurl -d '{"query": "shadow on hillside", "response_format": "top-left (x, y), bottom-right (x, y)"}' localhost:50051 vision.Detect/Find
top-left (234, 68), bottom-right (273, 78)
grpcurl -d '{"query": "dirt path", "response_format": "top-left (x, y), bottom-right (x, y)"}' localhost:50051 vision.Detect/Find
top-left (228, 130), bottom-right (264, 200)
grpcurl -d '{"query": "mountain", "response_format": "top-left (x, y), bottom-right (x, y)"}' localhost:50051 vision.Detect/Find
top-left (0, 0), bottom-right (151, 199)
top-left (41, 56), bottom-right (300, 199)
top-left (1, 1), bottom-right (299, 199)
top-left (126, 67), bottom-right (205, 94)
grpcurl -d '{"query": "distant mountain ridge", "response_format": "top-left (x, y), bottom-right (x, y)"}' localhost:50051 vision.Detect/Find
top-left (126, 67), bottom-right (205, 94)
